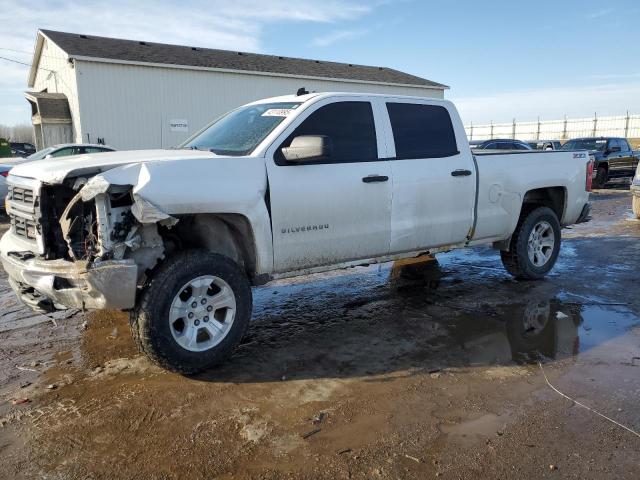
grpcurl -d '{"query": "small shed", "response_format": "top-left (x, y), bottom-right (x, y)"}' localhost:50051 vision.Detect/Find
top-left (24, 91), bottom-right (73, 150)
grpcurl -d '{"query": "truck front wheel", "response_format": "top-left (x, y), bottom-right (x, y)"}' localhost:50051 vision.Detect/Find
top-left (130, 250), bottom-right (252, 374)
top-left (500, 206), bottom-right (561, 280)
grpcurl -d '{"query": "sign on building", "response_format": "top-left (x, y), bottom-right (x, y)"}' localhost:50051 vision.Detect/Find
top-left (169, 119), bottom-right (189, 132)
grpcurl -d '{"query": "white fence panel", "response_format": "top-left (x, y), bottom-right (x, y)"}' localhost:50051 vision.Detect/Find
top-left (466, 113), bottom-right (640, 141)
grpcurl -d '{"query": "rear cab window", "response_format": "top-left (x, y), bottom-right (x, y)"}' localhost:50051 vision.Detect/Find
top-left (385, 103), bottom-right (458, 159)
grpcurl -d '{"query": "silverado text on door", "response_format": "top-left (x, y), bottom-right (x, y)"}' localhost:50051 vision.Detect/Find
top-left (1, 92), bottom-right (592, 373)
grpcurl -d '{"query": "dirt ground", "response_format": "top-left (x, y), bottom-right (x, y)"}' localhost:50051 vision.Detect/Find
top-left (0, 186), bottom-right (639, 479)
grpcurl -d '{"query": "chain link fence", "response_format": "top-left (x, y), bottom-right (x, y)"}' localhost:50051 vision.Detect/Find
top-left (466, 113), bottom-right (640, 147)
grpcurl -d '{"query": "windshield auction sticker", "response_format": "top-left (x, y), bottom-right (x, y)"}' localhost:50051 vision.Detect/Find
top-left (262, 109), bottom-right (293, 117)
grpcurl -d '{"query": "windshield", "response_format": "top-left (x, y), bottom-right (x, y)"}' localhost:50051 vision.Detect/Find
top-left (181, 102), bottom-right (302, 156)
top-left (27, 147), bottom-right (55, 160)
top-left (561, 139), bottom-right (607, 151)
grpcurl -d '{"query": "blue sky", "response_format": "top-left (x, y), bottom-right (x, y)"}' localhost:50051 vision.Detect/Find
top-left (0, 0), bottom-right (639, 126)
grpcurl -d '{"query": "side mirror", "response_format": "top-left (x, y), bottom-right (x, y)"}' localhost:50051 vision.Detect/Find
top-left (281, 135), bottom-right (332, 163)
top-left (45, 154), bottom-right (53, 159)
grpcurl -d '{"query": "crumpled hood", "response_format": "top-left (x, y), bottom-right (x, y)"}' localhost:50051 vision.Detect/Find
top-left (8, 149), bottom-right (220, 184)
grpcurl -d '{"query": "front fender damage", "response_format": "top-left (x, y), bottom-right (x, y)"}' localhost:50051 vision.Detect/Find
top-left (59, 164), bottom-right (177, 285)
top-left (79, 166), bottom-right (178, 227)
top-left (3, 164), bottom-right (178, 312)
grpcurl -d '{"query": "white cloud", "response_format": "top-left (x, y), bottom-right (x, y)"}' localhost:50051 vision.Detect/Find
top-left (585, 8), bottom-right (613, 19)
top-left (0, 0), bottom-right (374, 125)
top-left (452, 83), bottom-right (640, 125)
top-left (311, 28), bottom-right (369, 47)
top-left (587, 72), bottom-right (640, 81)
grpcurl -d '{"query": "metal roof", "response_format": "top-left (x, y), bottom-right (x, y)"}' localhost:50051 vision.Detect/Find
top-left (38, 30), bottom-right (447, 89)
top-left (24, 91), bottom-right (71, 122)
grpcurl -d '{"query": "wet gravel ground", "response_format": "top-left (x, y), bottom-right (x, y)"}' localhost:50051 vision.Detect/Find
top-left (0, 187), bottom-right (639, 479)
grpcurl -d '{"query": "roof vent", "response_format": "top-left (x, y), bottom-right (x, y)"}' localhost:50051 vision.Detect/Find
top-left (349, 64), bottom-right (353, 67)
top-left (139, 41), bottom-right (147, 46)
top-left (296, 87), bottom-right (309, 96)
top-left (79, 34), bottom-right (88, 39)
top-left (315, 60), bottom-right (320, 63)
top-left (278, 56), bottom-right (284, 60)
top-left (191, 47), bottom-right (199, 51)
top-left (378, 67), bottom-right (383, 70)
top-left (237, 51), bottom-right (244, 56)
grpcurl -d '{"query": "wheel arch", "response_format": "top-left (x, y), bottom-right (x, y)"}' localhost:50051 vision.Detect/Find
top-left (494, 187), bottom-right (566, 251)
top-left (162, 213), bottom-right (260, 284)
top-left (521, 186), bottom-right (567, 223)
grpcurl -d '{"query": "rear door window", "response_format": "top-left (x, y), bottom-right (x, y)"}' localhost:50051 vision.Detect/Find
top-left (386, 103), bottom-right (458, 159)
top-left (277, 101), bottom-right (377, 164)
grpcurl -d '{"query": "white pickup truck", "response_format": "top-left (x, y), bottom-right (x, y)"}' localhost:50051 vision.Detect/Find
top-left (1, 92), bottom-right (592, 373)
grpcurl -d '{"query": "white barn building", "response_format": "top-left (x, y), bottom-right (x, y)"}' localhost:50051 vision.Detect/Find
top-left (27, 30), bottom-right (447, 150)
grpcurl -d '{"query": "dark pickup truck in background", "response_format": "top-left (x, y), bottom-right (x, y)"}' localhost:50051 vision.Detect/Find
top-left (561, 137), bottom-right (639, 188)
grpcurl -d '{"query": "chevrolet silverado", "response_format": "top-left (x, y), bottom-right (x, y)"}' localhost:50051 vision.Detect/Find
top-left (0, 92), bottom-right (592, 373)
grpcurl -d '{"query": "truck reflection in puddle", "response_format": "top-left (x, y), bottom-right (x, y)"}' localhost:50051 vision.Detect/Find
top-left (390, 257), bottom-right (640, 367)
top-left (450, 299), bottom-right (581, 365)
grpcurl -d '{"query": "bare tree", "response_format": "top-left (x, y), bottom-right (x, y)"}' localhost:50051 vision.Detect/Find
top-left (11, 124), bottom-right (35, 143)
top-left (0, 123), bottom-right (35, 143)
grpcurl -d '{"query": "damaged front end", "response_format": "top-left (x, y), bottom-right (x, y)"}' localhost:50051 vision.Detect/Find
top-left (0, 171), bottom-right (174, 313)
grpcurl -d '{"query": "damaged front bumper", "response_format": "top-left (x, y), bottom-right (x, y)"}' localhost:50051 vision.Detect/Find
top-left (0, 232), bottom-right (138, 313)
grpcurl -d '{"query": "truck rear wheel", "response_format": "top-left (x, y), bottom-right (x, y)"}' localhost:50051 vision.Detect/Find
top-left (130, 250), bottom-right (252, 374)
top-left (593, 166), bottom-right (608, 188)
top-left (500, 206), bottom-right (561, 280)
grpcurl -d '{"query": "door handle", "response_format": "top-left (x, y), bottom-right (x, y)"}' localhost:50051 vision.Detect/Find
top-left (362, 175), bottom-right (389, 183)
top-left (451, 169), bottom-right (472, 177)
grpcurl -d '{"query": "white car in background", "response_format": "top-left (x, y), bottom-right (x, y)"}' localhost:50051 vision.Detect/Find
top-left (1, 144), bottom-right (115, 209)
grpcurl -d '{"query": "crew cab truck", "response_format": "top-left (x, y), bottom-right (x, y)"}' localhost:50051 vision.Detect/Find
top-left (561, 137), bottom-right (639, 188)
top-left (0, 92), bottom-right (592, 374)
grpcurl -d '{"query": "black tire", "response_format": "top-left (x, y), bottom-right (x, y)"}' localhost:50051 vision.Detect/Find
top-left (500, 206), bottom-right (561, 280)
top-left (593, 166), bottom-right (608, 188)
top-left (130, 250), bottom-right (252, 374)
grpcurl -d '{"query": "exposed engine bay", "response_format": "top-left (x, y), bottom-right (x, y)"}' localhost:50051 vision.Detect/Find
top-left (40, 175), bottom-right (173, 276)
top-left (0, 171), bottom-right (180, 313)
